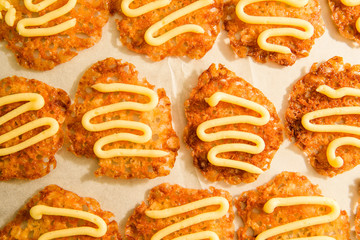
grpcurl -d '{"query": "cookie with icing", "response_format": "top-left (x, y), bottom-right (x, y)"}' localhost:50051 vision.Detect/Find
top-left (66, 58), bottom-right (180, 179)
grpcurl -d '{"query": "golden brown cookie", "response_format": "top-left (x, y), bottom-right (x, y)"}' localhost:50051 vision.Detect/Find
top-left (0, 76), bottom-right (70, 180)
top-left (66, 58), bottom-right (180, 179)
top-left (184, 64), bottom-right (283, 185)
top-left (223, 0), bottom-right (324, 66)
top-left (0, 185), bottom-right (121, 239)
top-left (328, 0), bottom-right (360, 44)
top-left (0, 0), bottom-right (109, 71)
top-left (236, 172), bottom-right (350, 240)
top-left (113, 0), bottom-right (223, 61)
top-left (285, 56), bottom-right (360, 177)
top-left (125, 183), bottom-right (234, 240)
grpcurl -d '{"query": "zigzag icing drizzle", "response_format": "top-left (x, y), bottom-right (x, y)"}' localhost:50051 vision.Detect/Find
top-left (145, 196), bottom-right (229, 240)
top-left (0, 93), bottom-right (59, 156)
top-left (236, 0), bottom-right (314, 54)
top-left (196, 92), bottom-right (270, 174)
top-left (302, 85), bottom-right (360, 168)
top-left (81, 83), bottom-right (168, 159)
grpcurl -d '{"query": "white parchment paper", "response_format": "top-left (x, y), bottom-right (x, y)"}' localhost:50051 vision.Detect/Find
top-left (1, 0), bottom-right (360, 238)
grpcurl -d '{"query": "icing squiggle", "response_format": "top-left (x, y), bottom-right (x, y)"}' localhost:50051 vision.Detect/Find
top-left (196, 92), bottom-right (270, 174)
top-left (145, 196), bottom-right (229, 240)
top-left (81, 83), bottom-right (168, 159)
top-left (256, 196), bottom-right (340, 240)
top-left (236, 0), bottom-right (314, 54)
top-left (144, 0), bottom-right (214, 46)
top-left (0, 93), bottom-right (59, 156)
top-left (0, 0), bottom-right (16, 26)
top-left (30, 205), bottom-right (107, 240)
top-left (301, 85), bottom-right (360, 168)
top-left (17, 0), bottom-right (77, 37)
top-left (121, 0), bottom-right (215, 46)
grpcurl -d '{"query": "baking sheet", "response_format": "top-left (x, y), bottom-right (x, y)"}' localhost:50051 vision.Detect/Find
top-left (1, 0), bottom-right (360, 238)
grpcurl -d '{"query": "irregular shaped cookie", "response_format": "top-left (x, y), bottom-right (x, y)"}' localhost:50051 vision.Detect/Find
top-left (286, 56), bottom-right (360, 177)
top-left (0, 0), bottom-right (109, 71)
top-left (236, 172), bottom-right (350, 240)
top-left (125, 183), bottom-right (234, 240)
top-left (184, 64), bottom-right (283, 185)
top-left (329, 0), bottom-right (360, 44)
top-left (0, 76), bottom-right (70, 180)
top-left (66, 58), bottom-right (179, 179)
top-left (113, 0), bottom-right (223, 61)
top-left (0, 185), bottom-right (121, 239)
top-left (223, 0), bottom-right (324, 66)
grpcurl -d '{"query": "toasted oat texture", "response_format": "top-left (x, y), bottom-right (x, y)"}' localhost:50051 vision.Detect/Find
top-left (223, 0), bottom-right (324, 66)
top-left (184, 64), bottom-right (283, 185)
top-left (66, 58), bottom-right (179, 179)
top-left (0, 0), bottom-right (109, 71)
top-left (285, 56), bottom-right (360, 177)
top-left (236, 172), bottom-right (350, 240)
top-left (0, 185), bottom-right (121, 239)
top-left (0, 76), bottom-right (70, 180)
top-left (329, 0), bottom-right (360, 44)
top-left (113, 0), bottom-right (223, 61)
top-left (125, 183), bottom-right (234, 240)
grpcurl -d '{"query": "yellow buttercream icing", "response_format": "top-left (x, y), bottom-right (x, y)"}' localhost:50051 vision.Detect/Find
top-left (144, 0), bottom-right (214, 46)
top-left (301, 85), bottom-right (360, 168)
top-left (145, 196), bottom-right (229, 240)
top-left (81, 83), bottom-right (168, 159)
top-left (341, 0), bottom-right (360, 6)
top-left (0, 0), bottom-right (16, 26)
top-left (196, 92), bottom-right (269, 174)
top-left (30, 205), bottom-right (107, 240)
top-left (0, 93), bottom-right (59, 156)
top-left (236, 0), bottom-right (314, 54)
top-left (17, 0), bottom-right (77, 37)
top-left (256, 196), bottom-right (340, 240)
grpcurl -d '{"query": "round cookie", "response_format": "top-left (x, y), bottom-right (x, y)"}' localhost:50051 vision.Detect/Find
top-left (113, 0), bottom-right (223, 61)
top-left (0, 185), bottom-right (121, 239)
top-left (125, 183), bottom-right (234, 240)
top-left (285, 56), bottom-right (360, 177)
top-left (236, 172), bottom-right (350, 240)
top-left (328, 0), bottom-right (360, 44)
top-left (223, 0), bottom-right (324, 66)
top-left (66, 58), bottom-right (180, 179)
top-left (184, 64), bottom-right (283, 185)
top-left (0, 76), bottom-right (70, 180)
top-left (0, 0), bottom-right (109, 71)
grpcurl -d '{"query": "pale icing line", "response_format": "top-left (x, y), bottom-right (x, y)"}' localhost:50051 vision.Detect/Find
top-left (236, 0), bottom-right (314, 54)
top-left (256, 196), bottom-right (340, 240)
top-left (0, 93), bottom-right (59, 156)
top-left (121, 0), bottom-right (171, 17)
top-left (341, 0), bottom-right (360, 6)
top-left (144, 0), bottom-right (214, 46)
top-left (196, 92), bottom-right (270, 174)
top-left (16, 0), bottom-right (77, 37)
top-left (301, 85), bottom-right (360, 168)
top-left (81, 83), bottom-right (168, 159)
top-left (30, 205), bottom-right (107, 240)
top-left (0, 0), bottom-right (16, 26)
top-left (145, 196), bottom-right (229, 240)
